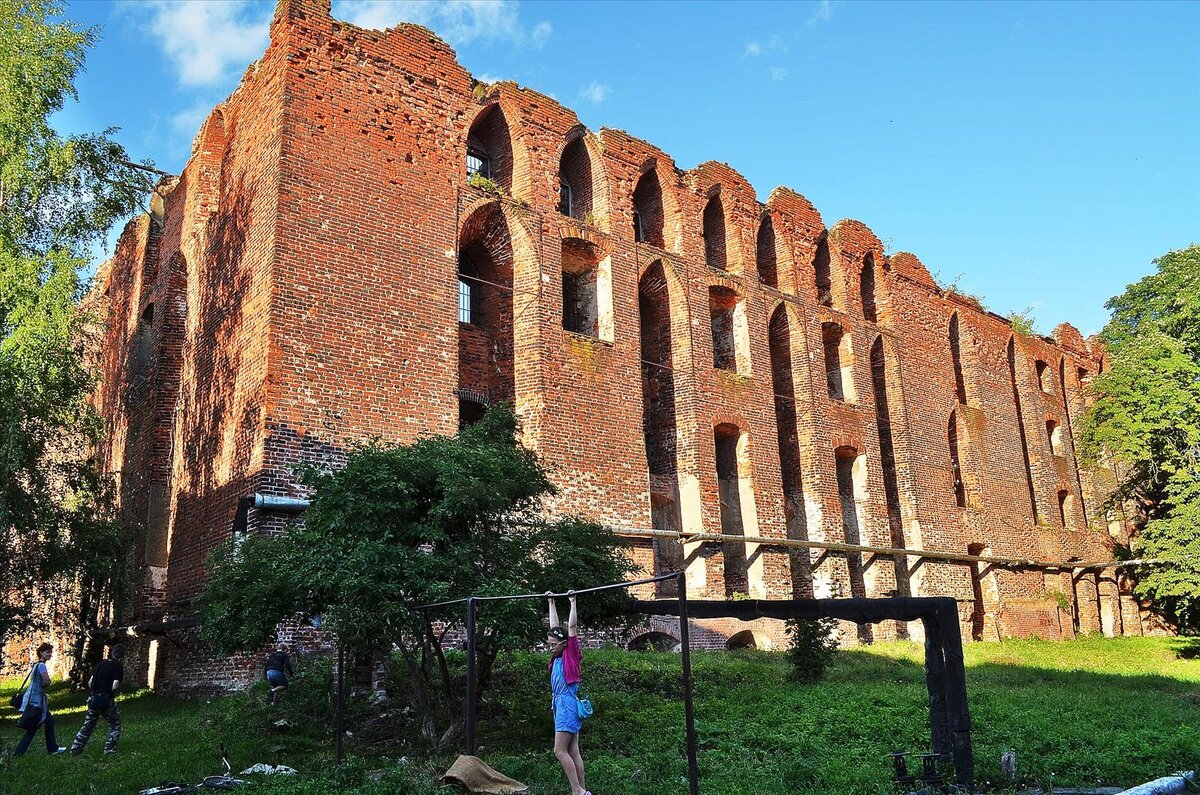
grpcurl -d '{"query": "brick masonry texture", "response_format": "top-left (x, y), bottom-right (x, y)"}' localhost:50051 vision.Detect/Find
top-left (60, 0), bottom-right (1163, 689)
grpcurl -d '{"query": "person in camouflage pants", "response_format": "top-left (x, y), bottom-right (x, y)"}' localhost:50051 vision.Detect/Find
top-left (70, 644), bottom-right (124, 755)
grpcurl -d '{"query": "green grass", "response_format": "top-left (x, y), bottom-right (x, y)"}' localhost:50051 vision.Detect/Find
top-left (3, 636), bottom-right (1199, 794)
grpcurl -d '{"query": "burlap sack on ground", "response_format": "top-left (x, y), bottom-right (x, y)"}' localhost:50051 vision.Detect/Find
top-left (442, 754), bottom-right (530, 794)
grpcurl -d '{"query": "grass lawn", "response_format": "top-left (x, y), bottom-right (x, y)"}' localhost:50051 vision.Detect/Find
top-left (2, 636), bottom-right (1198, 794)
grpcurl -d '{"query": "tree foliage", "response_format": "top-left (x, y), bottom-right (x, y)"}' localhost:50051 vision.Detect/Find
top-left (199, 406), bottom-right (638, 747)
top-left (1080, 245), bottom-right (1200, 630)
top-left (0, 0), bottom-right (145, 646)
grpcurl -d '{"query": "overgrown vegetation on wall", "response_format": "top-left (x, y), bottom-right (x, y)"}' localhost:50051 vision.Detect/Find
top-left (0, 0), bottom-right (142, 659)
top-left (1081, 245), bottom-right (1200, 631)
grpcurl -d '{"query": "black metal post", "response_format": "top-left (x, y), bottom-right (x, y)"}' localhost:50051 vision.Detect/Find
top-left (677, 571), bottom-right (700, 795)
top-left (335, 641), bottom-right (345, 765)
top-left (465, 597), bottom-right (478, 756)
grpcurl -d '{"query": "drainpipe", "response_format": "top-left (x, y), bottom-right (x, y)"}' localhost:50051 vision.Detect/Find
top-left (1119, 773), bottom-right (1196, 794)
top-left (252, 494), bottom-right (310, 512)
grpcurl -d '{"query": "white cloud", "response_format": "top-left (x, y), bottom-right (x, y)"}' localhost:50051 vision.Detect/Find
top-left (770, 67), bottom-right (788, 81)
top-left (334, 0), bottom-right (552, 48)
top-left (530, 20), bottom-right (552, 47)
top-left (580, 81), bottom-right (610, 104)
top-left (744, 41), bottom-right (761, 57)
top-left (171, 102), bottom-right (213, 136)
top-left (808, 0), bottom-right (838, 26)
top-left (142, 1), bottom-right (270, 87)
top-left (474, 73), bottom-right (507, 84)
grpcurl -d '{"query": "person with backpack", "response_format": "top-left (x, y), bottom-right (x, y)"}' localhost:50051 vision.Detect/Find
top-left (264, 642), bottom-right (294, 705)
top-left (12, 642), bottom-right (67, 756)
top-left (69, 643), bottom-right (124, 755)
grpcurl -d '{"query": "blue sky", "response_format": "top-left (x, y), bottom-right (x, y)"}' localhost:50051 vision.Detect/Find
top-left (60, 0), bottom-right (1199, 336)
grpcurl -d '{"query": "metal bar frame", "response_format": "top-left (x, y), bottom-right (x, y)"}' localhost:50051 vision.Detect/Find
top-left (630, 596), bottom-right (974, 789)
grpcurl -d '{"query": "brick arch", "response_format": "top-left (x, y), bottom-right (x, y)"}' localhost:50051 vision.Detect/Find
top-left (691, 163), bottom-right (757, 277)
top-left (756, 209), bottom-right (798, 293)
top-left (831, 434), bottom-right (866, 453)
top-left (829, 219), bottom-right (885, 317)
top-left (633, 157), bottom-right (686, 255)
top-left (638, 257), bottom-right (693, 361)
top-left (458, 195), bottom-right (539, 254)
top-left (555, 127), bottom-right (612, 231)
top-left (463, 100), bottom-right (533, 203)
top-left (711, 411), bottom-right (751, 433)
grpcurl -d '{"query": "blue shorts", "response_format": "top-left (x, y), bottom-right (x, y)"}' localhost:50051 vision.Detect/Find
top-left (553, 694), bottom-right (582, 734)
top-left (265, 669), bottom-right (289, 687)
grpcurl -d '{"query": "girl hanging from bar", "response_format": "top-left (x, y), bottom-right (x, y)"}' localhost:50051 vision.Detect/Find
top-left (546, 591), bottom-right (590, 795)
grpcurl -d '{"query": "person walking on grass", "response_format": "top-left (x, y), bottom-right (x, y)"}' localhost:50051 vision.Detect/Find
top-left (69, 643), bottom-right (124, 755)
top-left (14, 642), bottom-right (67, 757)
top-left (546, 591), bottom-right (590, 795)
top-left (264, 642), bottom-right (294, 705)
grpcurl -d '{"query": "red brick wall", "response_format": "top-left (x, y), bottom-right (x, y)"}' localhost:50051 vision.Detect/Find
top-left (69, 0), bottom-right (1163, 688)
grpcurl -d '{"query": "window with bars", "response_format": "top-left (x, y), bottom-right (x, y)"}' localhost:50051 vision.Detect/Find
top-left (458, 279), bottom-right (473, 324)
top-left (466, 148), bottom-right (491, 181)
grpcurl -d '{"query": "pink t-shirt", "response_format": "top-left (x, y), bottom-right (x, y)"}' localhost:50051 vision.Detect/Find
top-left (548, 635), bottom-right (583, 685)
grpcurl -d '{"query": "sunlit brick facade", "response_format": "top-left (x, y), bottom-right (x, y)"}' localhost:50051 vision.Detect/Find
top-left (80, 0), bottom-right (1157, 690)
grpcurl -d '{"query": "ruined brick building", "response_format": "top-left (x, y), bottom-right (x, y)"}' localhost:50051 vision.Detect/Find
top-left (79, 0), bottom-right (1156, 689)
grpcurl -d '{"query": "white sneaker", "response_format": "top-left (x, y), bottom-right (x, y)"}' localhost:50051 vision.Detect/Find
top-left (52, 747), bottom-right (68, 755)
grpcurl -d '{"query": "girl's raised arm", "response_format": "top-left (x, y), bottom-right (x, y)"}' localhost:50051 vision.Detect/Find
top-left (567, 592), bottom-right (578, 637)
top-left (546, 591), bottom-right (560, 628)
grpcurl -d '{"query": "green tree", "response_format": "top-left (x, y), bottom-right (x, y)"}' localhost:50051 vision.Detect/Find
top-left (1081, 245), bottom-right (1200, 630)
top-left (199, 406), bottom-right (638, 747)
top-left (1, 0), bottom-right (145, 648)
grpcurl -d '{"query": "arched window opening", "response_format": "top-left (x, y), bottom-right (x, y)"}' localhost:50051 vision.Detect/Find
top-left (457, 206), bottom-right (515, 408)
top-left (458, 397), bottom-right (487, 430)
top-left (465, 104), bottom-right (513, 191)
top-left (640, 263), bottom-right (677, 477)
top-left (814, 232), bottom-right (833, 307)
top-left (1057, 490), bottom-right (1071, 528)
top-left (949, 313), bottom-right (967, 404)
top-left (709, 287), bottom-right (749, 374)
top-left (715, 423), bottom-right (756, 598)
top-left (1036, 359), bottom-right (1052, 393)
top-left (561, 239), bottom-right (611, 339)
top-left (1009, 337), bottom-right (1039, 523)
top-left (770, 306), bottom-right (812, 597)
top-left (756, 214), bottom-right (779, 288)
top-left (834, 445), bottom-right (872, 642)
top-left (703, 194), bottom-right (728, 271)
top-left (140, 303), bottom-right (155, 325)
top-left (1047, 419), bottom-right (1063, 456)
top-left (860, 253), bottom-right (877, 323)
top-left (822, 322), bottom-right (854, 402)
top-left (632, 169), bottom-right (665, 247)
top-left (558, 136), bottom-right (593, 221)
top-left (949, 410), bottom-right (967, 508)
top-left (871, 337), bottom-right (908, 603)
top-left (640, 262), bottom-right (683, 596)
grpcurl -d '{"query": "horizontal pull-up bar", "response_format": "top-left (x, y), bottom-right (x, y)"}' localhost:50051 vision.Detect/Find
top-left (415, 571), bottom-right (680, 610)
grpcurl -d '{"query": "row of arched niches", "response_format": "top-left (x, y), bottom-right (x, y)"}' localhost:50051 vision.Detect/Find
top-left (453, 97), bottom-right (1093, 605)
